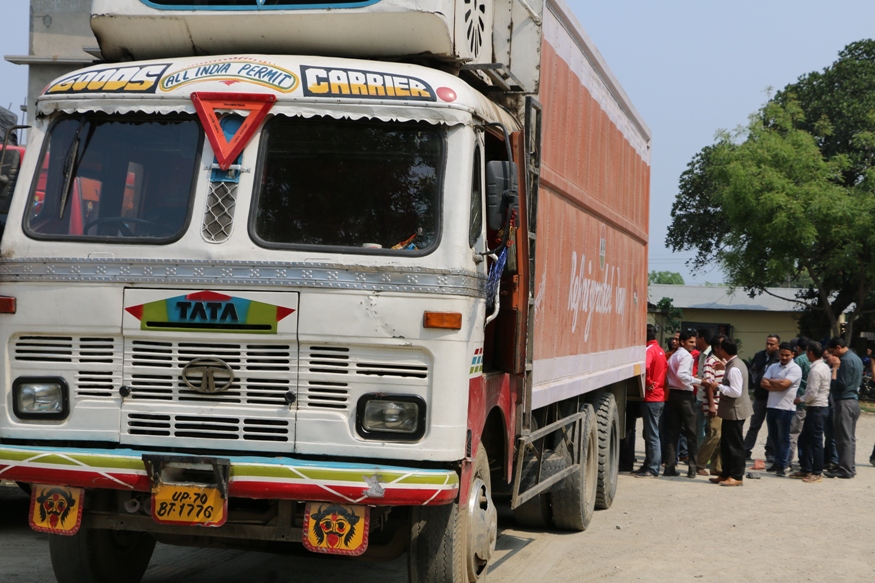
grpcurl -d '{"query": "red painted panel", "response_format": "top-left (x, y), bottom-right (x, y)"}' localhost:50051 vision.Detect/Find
top-left (0, 465), bottom-right (458, 507)
top-left (532, 40), bottom-right (650, 367)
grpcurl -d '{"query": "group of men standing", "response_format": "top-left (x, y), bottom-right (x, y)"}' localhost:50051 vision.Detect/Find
top-left (639, 325), bottom-right (752, 485)
top-left (638, 325), bottom-right (863, 485)
top-left (744, 334), bottom-right (862, 480)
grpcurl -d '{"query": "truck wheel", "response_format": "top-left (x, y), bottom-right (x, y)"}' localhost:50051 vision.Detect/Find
top-left (591, 392), bottom-right (620, 510)
top-left (511, 448), bottom-right (565, 529)
top-left (49, 528), bottom-right (156, 583)
top-left (409, 441), bottom-right (496, 583)
top-left (551, 403), bottom-right (597, 531)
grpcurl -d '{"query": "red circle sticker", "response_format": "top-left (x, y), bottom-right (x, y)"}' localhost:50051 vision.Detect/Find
top-left (437, 87), bottom-right (457, 102)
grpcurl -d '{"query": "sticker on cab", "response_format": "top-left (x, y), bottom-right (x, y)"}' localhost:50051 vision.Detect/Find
top-left (29, 484), bottom-right (85, 536)
top-left (301, 65), bottom-right (436, 101)
top-left (125, 290), bottom-right (295, 334)
top-left (303, 502), bottom-right (369, 556)
top-left (45, 64), bottom-right (170, 95)
top-left (160, 59), bottom-right (299, 93)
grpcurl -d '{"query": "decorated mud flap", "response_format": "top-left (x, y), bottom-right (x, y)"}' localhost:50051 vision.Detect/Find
top-left (29, 484), bottom-right (85, 535)
top-left (303, 502), bottom-right (370, 556)
top-left (143, 455), bottom-right (230, 527)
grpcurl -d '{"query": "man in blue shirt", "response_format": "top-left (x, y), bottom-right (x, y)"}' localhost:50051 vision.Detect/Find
top-left (824, 337), bottom-right (862, 479)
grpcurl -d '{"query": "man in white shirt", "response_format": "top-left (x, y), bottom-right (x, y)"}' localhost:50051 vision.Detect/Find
top-left (792, 341), bottom-right (831, 482)
top-left (665, 330), bottom-right (699, 478)
top-left (761, 342), bottom-right (803, 476)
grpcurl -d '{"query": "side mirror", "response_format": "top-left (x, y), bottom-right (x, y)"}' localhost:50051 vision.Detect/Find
top-left (485, 160), bottom-right (518, 232)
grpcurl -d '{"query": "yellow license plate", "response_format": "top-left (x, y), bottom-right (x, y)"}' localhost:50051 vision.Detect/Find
top-left (151, 484), bottom-right (227, 527)
top-left (30, 484), bottom-right (85, 536)
top-left (303, 502), bottom-right (369, 556)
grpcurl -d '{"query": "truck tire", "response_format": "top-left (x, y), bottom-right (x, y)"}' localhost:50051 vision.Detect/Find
top-left (49, 528), bottom-right (156, 583)
top-left (591, 392), bottom-right (620, 510)
top-left (511, 448), bottom-right (565, 529)
top-left (409, 441), bottom-right (496, 583)
top-left (550, 403), bottom-right (597, 531)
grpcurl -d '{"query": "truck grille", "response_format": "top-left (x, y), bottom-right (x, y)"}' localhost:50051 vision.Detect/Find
top-left (126, 413), bottom-right (290, 442)
top-left (299, 344), bottom-right (430, 411)
top-left (12, 335), bottom-right (122, 399)
top-left (125, 339), bottom-right (295, 405)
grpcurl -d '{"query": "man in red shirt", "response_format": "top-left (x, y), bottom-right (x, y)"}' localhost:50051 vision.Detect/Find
top-left (635, 324), bottom-right (667, 478)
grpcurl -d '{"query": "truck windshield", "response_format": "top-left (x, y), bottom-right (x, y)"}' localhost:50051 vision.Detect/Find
top-left (252, 117), bottom-right (442, 253)
top-left (25, 114), bottom-right (201, 242)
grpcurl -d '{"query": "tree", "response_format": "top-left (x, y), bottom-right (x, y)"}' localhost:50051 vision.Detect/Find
top-left (648, 270), bottom-right (685, 285)
top-left (667, 40), bottom-right (875, 342)
top-left (654, 297), bottom-right (683, 336)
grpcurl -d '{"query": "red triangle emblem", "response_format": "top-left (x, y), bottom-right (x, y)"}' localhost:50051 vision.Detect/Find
top-left (191, 92), bottom-right (277, 170)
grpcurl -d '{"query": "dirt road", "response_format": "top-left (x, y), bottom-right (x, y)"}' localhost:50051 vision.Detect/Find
top-left (3, 413), bottom-right (875, 582)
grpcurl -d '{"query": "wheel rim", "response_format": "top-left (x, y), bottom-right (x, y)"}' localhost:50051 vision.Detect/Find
top-left (466, 476), bottom-right (497, 580)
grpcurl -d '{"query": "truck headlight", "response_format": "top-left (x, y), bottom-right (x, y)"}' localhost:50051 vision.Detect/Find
top-left (357, 395), bottom-right (425, 441)
top-left (13, 377), bottom-right (69, 420)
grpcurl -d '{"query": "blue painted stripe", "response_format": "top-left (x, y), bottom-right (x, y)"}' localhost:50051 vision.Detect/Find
top-left (0, 444), bottom-right (451, 475)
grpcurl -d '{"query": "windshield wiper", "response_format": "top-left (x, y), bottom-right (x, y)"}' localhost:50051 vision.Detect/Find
top-left (59, 120), bottom-right (89, 219)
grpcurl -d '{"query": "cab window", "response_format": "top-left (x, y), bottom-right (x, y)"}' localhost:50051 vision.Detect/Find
top-left (25, 114), bottom-right (201, 242)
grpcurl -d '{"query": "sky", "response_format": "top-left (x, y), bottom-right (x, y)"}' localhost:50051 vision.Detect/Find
top-left (0, 3), bottom-right (29, 138)
top-left (2, 1), bottom-right (875, 284)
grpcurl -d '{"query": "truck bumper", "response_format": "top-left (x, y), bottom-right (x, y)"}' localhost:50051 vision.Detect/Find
top-left (0, 444), bottom-right (459, 506)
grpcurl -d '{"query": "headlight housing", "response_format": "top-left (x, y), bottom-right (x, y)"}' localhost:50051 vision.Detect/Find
top-left (12, 377), bottom-right (69, 420)
top-left (356, 394), bottom-right (426, 441)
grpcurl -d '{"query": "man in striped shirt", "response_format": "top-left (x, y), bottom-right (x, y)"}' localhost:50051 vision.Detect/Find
top-left (696, 333), bottom-right (726, 476)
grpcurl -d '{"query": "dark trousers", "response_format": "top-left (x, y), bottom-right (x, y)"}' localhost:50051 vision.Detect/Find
top-left (659, 406), bottom-right (673, 464)
top-left (833, 398), bottom-right (860, 478)
top-left (665, 390), bottom-right (698, 473)
top-left (743, 397), bottom-right (774, 458)
top-left (765, 408), bottom-right (794, 470)
top-left (660, 406), bottom-right (689, 464)
top-left (619, 401), bottom-right (640, 471)
top-left (800, 406), bottom-right (828, 475)
top-left (825, 396), bottom-right (839, 465)
top-left (719, 418), bottom-right (746, 480)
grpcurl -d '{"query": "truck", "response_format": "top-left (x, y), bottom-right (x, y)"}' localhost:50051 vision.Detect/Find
top-left (0, 1), bottom-right (650, 582)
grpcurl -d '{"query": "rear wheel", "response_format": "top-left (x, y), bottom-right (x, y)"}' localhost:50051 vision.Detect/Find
top-left (591, 392), bottom-right (620, 510)
top-left (49, 528), bottom-right (156, 583)
top-left (511, 448), bottom-right (565, 528)
top-left (409, 441), bottom-right (496, 583)
top-left (551, 403), bottom-right (598, 531)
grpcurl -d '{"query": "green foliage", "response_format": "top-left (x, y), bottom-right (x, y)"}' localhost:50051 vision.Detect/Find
top-left (654, 297), bottom-right (683, 335)
top-left (667, 40), bottom-right (875, 341)
top-left (648, 270), bottom-right (685, 285)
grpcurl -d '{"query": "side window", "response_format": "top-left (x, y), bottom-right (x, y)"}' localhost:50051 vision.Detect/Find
top-left (469, 145), bottom-right (483, 248)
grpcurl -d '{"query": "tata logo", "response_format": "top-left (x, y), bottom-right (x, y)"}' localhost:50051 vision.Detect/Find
top-left (126, 291), bottom-right (294, 334)
top-left (175, 300), bottom-right (240, 323)
top-left (181, 358), bottom-right (235, 394)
